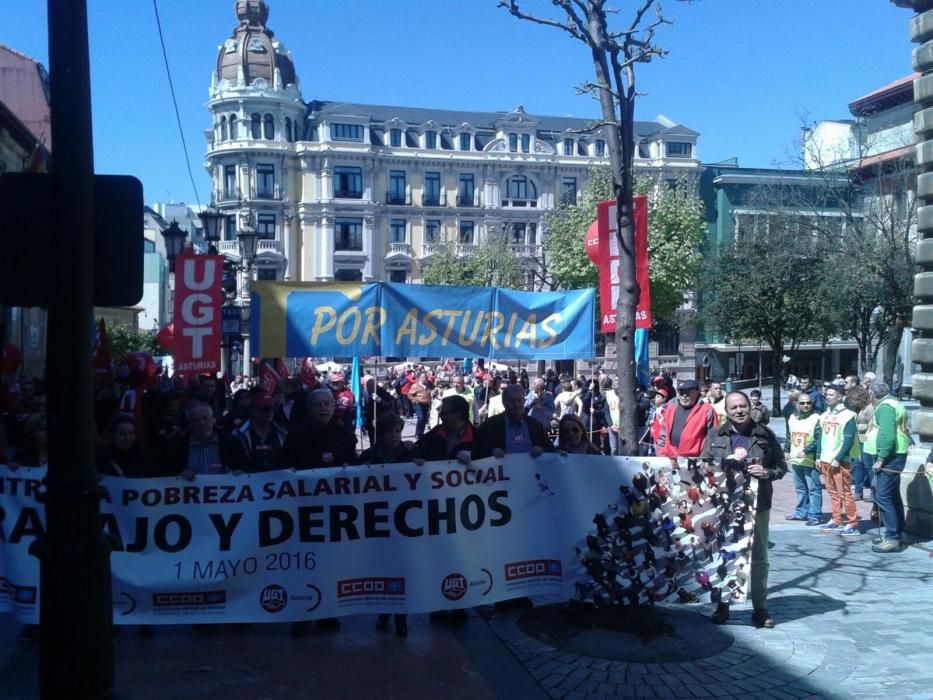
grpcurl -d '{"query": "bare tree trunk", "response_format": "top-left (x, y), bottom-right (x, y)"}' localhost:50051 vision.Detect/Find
top-left (771, 346), bottom-right (784, 415)
top-left (883, 323), bottom-right (903, 385)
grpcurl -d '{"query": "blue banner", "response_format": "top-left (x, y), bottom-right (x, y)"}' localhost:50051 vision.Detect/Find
top-left (250, 282), bottom-right (595, 360)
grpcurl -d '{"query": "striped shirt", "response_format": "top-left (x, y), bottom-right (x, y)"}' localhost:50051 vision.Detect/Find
top-left (187, 434), bottom-right (228, 474)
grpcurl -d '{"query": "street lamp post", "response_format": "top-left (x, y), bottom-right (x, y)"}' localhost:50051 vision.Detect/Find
top-left (237, 223), bottom-right (258, 370)
top-left (160, 220), bottom-right (188, 273)
top-left (199, 205), bottom-right (224, 254)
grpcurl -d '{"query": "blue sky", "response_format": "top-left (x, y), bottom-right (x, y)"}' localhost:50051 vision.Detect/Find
top-left (2, 0), bottom-right (916, 206)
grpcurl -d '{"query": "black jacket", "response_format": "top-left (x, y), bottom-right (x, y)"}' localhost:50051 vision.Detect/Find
top-left (699, 421), bottom-right (787, 511)
top-left (472, 413), bottom-right (551, 459)
top-left (161, 429), bottom-right (244, 477)
top-left (280, 419), bottom-right (357, 469)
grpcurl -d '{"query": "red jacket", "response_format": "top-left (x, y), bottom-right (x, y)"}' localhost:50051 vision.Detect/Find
top-left (656, 401), bottom-right (718, 458)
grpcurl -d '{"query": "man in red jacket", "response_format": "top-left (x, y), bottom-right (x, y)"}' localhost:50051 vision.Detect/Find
top-left (656, 379), bottom-right (718, 461)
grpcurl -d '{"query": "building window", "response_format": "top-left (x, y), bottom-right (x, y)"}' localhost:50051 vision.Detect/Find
top-left (334, 166), bottom-right (363, 198)
top-left (263, 114), bottom-right (274, 140)
top-left (389, 128), bottom-right (402, 147)
top-left (425, 219), bottom-right (441, 243)
top-left (389, 270), bottom-right (407, 283)
top-left (220, 116), bottom-right (228, 141)
top-left (508, 133), bottom-right (518, 153)
top-left (561, 177), bottom-right (577, 205)
top-left (457, 174), bottom-right (475, 207)
top-left (594, 139), bottom-right (606, 157)
top-left (144, 239), bottom-right (156, 253)
top-left (256, 164), bottom-right (275, 198)
top-left (224, 165), bottom-right (237, 199)
top-left (638, 142), bottom-right (651, 158)
top-left (332, 123), bottom-right (364, 141)
top-left (387, 170), bottom-right (407, 205)
top-left (654, 322), bottom-right (680, 355)
top-left (335, 268), bottom-right (363, 281)
top-left (251, 113), bottom-right (262, 139)
top-left (229, 115), bottom-right (238, 139)
top-left (224, 214), bottom-right (237, 241)
top-left (425, 130), bottom-right (437, 149)
top-left (390, 219), bottom-right (406, 243)
top-left (256, 268), bottom-right (278, 281)
top-left (665, 141), bottom-right (692, 158)
top-left (563, 137), bottom-right (574, 156)
top-left (423, 172), bottom-right (441, 206)
top-left (521, 133), bottom-right (530, 153)
top-left (257, 213), bottom-right (276, 239)
top-left (510, 222), bottom-right (526, 244)
top-left (284, 117), bottom-right (293, 142)
top-left (504, 175), bottom-right (537, 206)
top-left (459, 221), bottom-right (475, 244)
top-left (335, 217), bottom-right (363, 251)
top-left (459, 133), bottom-right (471, 151)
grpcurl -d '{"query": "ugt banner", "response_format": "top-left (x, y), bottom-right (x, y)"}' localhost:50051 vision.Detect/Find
top-left (591, 196), bottom-right (651, 333)
top-left (249, 282), bottom-right (595, 360)
top-left (0, 455), bottom-right (756, 623)
top-left (172, 252), bottom-right (223, 375)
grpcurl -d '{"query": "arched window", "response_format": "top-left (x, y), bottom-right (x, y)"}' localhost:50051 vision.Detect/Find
top-left (229, 114), bottom-right (238, 139)
top-left (263, 113), bottom-right (274, 140)
top-left (251, 113), bottom-right (261, 139)
top-left (284, 117), bottom-right (292, 143)
top-left (504, 175), bottom-right (538, 207)
top-left (220, 115), bottom-right (228, 141)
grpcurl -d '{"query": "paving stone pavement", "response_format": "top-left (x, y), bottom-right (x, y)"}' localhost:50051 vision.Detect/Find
top-left (485, 521), bottom-right (933, 700)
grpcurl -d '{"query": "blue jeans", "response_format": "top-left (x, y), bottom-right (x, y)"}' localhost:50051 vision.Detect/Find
top-left (413, 403), bottom-right (429, 439)
top-left (874, 454), bottom-right (907, 539)
top-left (791, 464), bottom-right (822, 521)
top-left (851, 449), bottom-right (873, 495)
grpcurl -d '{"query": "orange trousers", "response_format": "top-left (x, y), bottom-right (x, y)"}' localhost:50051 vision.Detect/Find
top-left (819, 461), bottom-right (858, 527)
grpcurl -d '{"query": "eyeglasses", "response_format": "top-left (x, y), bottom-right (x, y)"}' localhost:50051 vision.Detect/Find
top-left (798, 401), bottom-right (812, 405)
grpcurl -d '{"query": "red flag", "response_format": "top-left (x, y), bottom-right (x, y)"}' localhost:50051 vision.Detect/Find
top-left (595, 196), bottom-right (651, 333)
top-left (172, 252), bottom-right (223, 375)
top-left (274, 358), bottom-right (289, 380)
top-left (299, 358), bottom-right (319, 389)
top-left (93, 319), bottom-right (113, 382)
top-left (258, 360), bottom-right (279, 392)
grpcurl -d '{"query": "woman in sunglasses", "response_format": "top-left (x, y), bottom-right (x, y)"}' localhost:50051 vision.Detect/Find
top-left (556, 414), bottom-right (602, 455)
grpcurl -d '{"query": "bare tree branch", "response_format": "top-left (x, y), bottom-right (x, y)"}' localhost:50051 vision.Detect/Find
top-left (497, 0), bottom-right (585, 41)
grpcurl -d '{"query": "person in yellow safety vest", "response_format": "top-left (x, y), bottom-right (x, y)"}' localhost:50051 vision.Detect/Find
top-left (816, 386), bottom-right (861, 536)
top-left (785, 393), bottom-right (822, 525)
top-left (864, 381), bottom-right (910, 553)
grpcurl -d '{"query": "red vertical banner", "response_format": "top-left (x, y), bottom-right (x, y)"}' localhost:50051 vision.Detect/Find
top-left (594, 196), bottom-right (651, 333)
top-left (172, 252), bottom-right (223, 375)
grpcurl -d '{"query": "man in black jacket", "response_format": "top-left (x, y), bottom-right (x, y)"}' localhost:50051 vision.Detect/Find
top-left (701, 391), bottom-right (786, 629)
top-left (473, 384), bottom-right (551, 459)
top-left (163, 400), bottom-right (243, 477)
top-left (280, 389), bottom-right (357, 469)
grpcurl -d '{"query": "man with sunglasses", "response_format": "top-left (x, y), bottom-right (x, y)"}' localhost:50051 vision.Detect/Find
top-left (786, 394), bottom-right (822, 525)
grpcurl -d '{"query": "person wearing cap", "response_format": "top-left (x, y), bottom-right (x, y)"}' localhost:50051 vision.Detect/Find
top-left (233, 391), bottom-right (288, 472)
top-left (656, 379), bottom-right (718, 462)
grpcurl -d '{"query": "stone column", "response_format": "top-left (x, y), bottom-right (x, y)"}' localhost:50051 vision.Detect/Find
top-left (894, 0), bottom-right (933, 537)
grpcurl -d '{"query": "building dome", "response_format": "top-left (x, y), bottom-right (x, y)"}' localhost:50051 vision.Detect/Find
top-left (216, 0), bottom-right (296, 87)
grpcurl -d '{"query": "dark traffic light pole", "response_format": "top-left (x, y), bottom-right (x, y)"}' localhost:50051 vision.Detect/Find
top-left (37, 0), bottom-right (114, 696)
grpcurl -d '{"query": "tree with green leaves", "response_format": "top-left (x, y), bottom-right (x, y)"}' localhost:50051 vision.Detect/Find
top-left (702, 223), bottom-right (821, 413)
top-left (421, 226), bottom-right (525, 289)
top-left (103, 319), bottom-right (160, 361)
top-left (543, 167), bottom-right (705, 323)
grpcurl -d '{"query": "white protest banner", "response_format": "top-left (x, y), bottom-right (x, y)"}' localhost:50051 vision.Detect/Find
top-left (0, 455), bottom-right (756, 624)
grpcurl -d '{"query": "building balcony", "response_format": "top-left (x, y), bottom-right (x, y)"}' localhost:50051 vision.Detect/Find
top-left (386, 241), bottom-right (413, 258)
top-left (456, 192), bottom-right (479, 208)
top-left (219, 188), bottom-right (241, 203)
top-left (501, 198), bottom-right (538, 208)
top-left (251, 183), bottom-right (281, 200)
top-left (385, 191), bottom-right (411, 206)
top-left (421, 191), bottom-right (446, 207)
top-left (334, 189), bottom-right (363, 199)
top-left (216, 238), bottom-right (284, 259)
top-left (457, 243), bottom-right (476, 256)
top-left (421, 241), bottom-right (443, 258)
top-left (511, 243), bottom-right (542, 258)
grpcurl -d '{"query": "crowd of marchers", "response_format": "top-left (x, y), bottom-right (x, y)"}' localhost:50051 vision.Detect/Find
top-left (0, 359), bottom-right (924, 640)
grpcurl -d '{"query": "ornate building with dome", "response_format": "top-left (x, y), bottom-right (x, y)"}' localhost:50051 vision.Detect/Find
top-left (204, 0), bottom-right (700, 288)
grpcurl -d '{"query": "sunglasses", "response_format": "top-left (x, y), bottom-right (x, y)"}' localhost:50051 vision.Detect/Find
top-left (798, 401), bottom-right (812, 405)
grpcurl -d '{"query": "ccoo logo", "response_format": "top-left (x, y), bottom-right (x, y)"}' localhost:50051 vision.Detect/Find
top-left (259, 584), bottom-right (288, 613)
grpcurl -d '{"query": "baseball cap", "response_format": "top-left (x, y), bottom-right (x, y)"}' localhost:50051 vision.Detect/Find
top-left (679, 380), bottom-right (699, 391)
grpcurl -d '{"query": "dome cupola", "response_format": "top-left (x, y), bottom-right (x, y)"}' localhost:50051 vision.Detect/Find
top-left (216, 0), bottom-right (296, 89)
